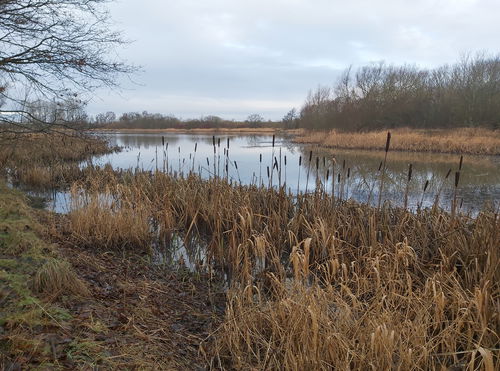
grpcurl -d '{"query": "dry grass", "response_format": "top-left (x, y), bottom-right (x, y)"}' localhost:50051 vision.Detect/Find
top-left (295, 127), bottom-right (500, 155)
top-left (0, 132), bottom-right (115, 189)
top-left (33, 258), bottom-right (90, 298)
top-left (67, 181), bottom-right (155, 251)
top-left (67, 170), bottom-right (499, 370)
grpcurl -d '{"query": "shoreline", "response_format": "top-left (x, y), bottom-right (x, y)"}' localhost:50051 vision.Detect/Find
top-left (93, 127), bottom-right (297, 135)
top-left (93, 127), bottom-right (500, 156)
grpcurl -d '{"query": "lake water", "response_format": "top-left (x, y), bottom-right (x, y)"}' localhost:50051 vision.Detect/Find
top-left (43, 132), bottom-right (500, 215)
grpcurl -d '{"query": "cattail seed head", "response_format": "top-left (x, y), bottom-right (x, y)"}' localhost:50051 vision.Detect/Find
top-left (385, 131), bottom-right (391, 153)
top-left (455, 171), bottom-right (460, 188)
top-left (408, 163), bottom-right (413, 181)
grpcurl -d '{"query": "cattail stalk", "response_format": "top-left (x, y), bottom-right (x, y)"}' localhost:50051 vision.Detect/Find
top-left (305, 150), bottom-right (312, 194)
top-left (403, 163), bottom-right (413, 210)
top-left (377, 132), bottom-right (391, 209)
top-left (270, 134), bottom-right (275, 188)
top-left (297, 155), bottom-right (302, 195)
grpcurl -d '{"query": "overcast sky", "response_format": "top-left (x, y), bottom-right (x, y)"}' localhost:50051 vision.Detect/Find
top-left (88, 0), bottom-right (500, 120)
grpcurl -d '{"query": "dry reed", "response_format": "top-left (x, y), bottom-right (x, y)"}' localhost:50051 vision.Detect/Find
top-left (67, 169), bottom-right (499, 370)
top-left (295, 127), bottom-right (500, 155)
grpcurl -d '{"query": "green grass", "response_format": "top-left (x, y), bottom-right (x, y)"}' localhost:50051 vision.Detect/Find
top-left (0, 182), bottom-right (98, 368)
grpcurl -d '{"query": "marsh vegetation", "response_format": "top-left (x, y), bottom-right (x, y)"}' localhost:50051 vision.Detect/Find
top-left (1, 131), bottom-right (499, 369)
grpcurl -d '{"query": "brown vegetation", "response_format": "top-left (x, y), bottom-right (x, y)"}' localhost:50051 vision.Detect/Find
top-left (294, 127), bottom-right (500, 155)
top-left (2, 131), bottom-right (498, 369)
top-left (65, 170), bottom-right (499, 370)
top-left (0, 132), bottom-right (116, 189)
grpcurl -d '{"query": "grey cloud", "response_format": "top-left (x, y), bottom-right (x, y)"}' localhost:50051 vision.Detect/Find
top-left (88, 0), bottom-right (500, 119)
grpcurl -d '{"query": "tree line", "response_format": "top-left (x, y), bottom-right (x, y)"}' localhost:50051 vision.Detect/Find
top-left (100, 112), bottom-right (280, 129)
top-left (291, 54), bottom-right (500, 131)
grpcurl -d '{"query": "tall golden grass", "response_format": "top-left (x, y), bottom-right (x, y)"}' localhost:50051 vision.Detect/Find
top-left (295, 127), bottom-right (500, 155)
top-left (66, 170), bottom-right (499, 370)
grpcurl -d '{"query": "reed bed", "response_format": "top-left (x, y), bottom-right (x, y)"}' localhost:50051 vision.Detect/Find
top-left (66, 169), bottom-right (499, 370)
top-left (295, 127), bottom-right (500, 156)
top-left (0, 132), bottom-right (115, 189)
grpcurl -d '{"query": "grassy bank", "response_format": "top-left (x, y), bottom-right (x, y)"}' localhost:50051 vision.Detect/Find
top-left (0, 181), bottom-right (223, 369)
top-left (0, 183), bottom-right (91, 368)
top-left (67, 170), bottom-right (499, 370)
top-left (295, 127), bottom-right (500, 155)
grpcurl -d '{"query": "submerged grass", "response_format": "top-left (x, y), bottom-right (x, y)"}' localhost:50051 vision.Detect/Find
top-left (66, 169), bottom-right (499, 370)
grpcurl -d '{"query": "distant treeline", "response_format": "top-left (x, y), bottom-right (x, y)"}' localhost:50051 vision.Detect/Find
top-left (101, 112), bottom-right (281, 129)
top-left (291, 54), bottom-right (500, 131)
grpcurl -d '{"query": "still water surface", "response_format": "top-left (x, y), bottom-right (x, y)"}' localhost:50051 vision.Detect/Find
top-left (45, 132), bottom-right (500, 214)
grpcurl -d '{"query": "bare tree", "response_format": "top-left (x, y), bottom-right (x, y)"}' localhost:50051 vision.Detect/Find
top-left (282, 108), bottom-right (298, 129)
top-left (246, 113), bottom-right (264, 128)
top-left (0, 0), bottom-right (136, 135)
top-left (95, 111), bottom-right (116, 126)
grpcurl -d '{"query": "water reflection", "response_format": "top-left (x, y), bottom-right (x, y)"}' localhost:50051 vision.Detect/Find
top-left (48, 132), bottom-right (499, 214)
